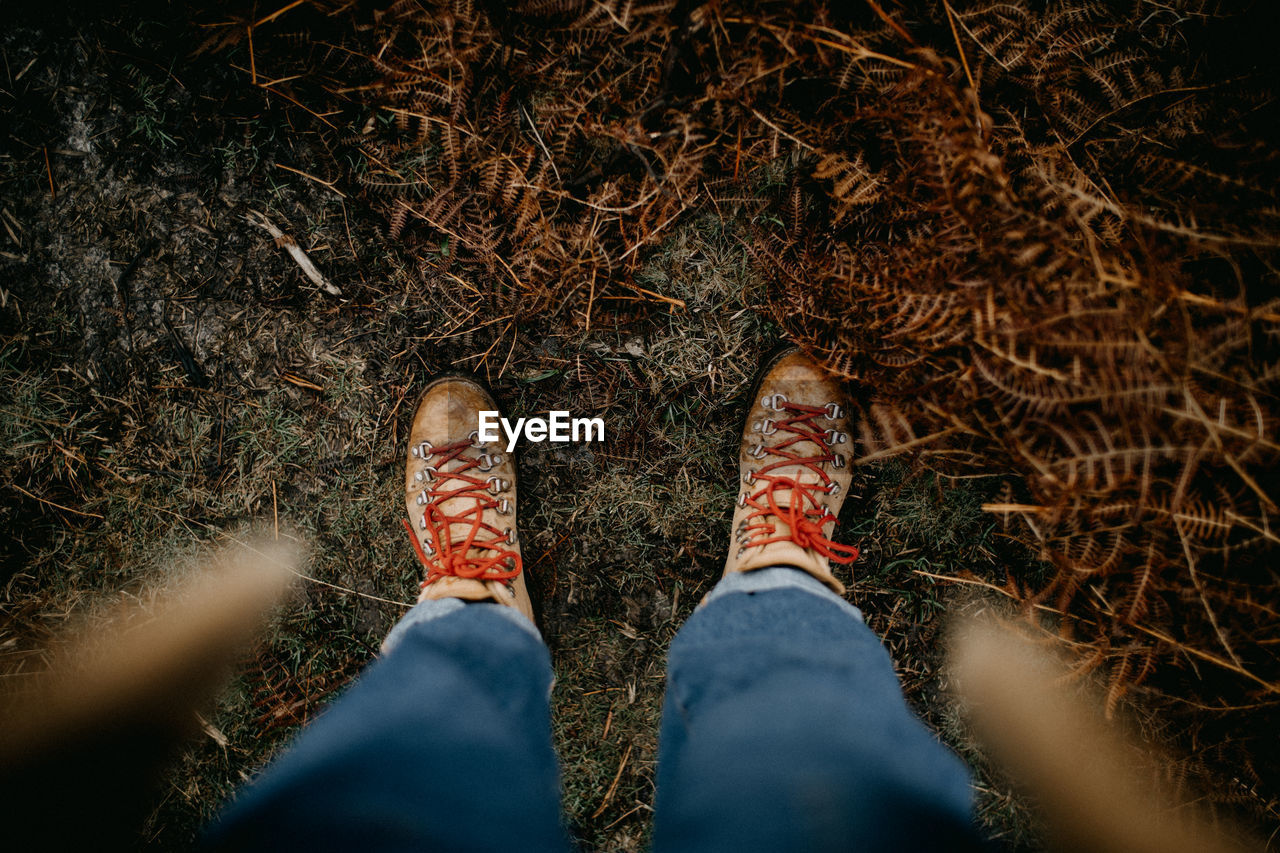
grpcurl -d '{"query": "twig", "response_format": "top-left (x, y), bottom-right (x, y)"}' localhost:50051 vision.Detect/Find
top-left (247, 24), bottom-right (256, 85)
top-left (865, 0), bottom-right (915, 44)
top-left (1176, 289), bottom-right (1280, 323)
top-left (255, 0), bottom-right (306, 28)
top-left (1129, 623), bottom-right (1280, 695)
top-left (43, 147), bottom-right (55, 199)
top-left (14, 53), bottom-right (40, 82)
top-left (246, 210), bottom-right (342, 296)
top-left (10, 484), bottom-right (103, 519)
top-left (942, 1), bottom-right (976, 94)
top-left (604, 802), bottom-right (648, 830)
top-left (584, 267), bottom-right (598, 333)
top-left (226, 71), bottom-right (339, 127)
top-left (591, 744), bottom-right (633, 819)
top-left (623, 281), bottom-right (687, 308)
top-left (281, 371), bottom-right (324, 392)
top-left (519, 102), bottom-right (562, 185)
top-left (747, 107), bottom-right (816, 153)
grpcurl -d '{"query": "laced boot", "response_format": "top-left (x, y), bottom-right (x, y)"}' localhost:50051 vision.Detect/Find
top-left (401, 374), bottom-right (532, 623)
top-left (725, 348), bottom-right (860, 593)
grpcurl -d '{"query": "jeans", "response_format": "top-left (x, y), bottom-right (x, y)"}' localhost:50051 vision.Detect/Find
top-left (204, 569), bottom-right (982, 852)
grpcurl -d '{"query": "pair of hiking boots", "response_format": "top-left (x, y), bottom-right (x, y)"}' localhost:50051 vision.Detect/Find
top-left (401, 349), bottom-right (859, 621)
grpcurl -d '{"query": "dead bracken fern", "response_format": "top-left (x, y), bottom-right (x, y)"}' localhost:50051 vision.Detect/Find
top-left (202, 0), bottom-right (1280, 834)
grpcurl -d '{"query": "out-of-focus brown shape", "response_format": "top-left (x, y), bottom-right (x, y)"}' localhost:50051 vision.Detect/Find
top-left (951, 612), bottom-right (1259, 853)
top-left (0, 537), bottom-right (299, 851)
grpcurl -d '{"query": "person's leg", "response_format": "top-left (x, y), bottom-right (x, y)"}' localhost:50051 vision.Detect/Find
top-left (653, 568), bottom-right (981, 853)
top-left (654, 349), bottom-right (981, 852)
top-left (205, 374), bottom-right (569, 852)
top-left (204, 599), bottom-right (569, 853)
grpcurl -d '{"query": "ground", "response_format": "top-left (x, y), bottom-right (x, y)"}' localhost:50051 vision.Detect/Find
top-left (0, 5), bottom-right (1046, 850)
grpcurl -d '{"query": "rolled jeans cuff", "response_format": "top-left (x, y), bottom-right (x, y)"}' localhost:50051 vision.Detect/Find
top-left (382, 597), bottom-right (541, 654)
top-left (702, 566), bottom-right (864, 622)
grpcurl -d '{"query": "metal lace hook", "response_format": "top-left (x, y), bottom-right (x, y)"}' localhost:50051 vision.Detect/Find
top-left (761, 393), bottom-right (788, 411)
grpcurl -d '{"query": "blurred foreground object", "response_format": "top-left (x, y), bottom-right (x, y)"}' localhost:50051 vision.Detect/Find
top-left (950, 613), bottom-right (1258, 853)
top-left (0, 537), bottom-right (299, 851)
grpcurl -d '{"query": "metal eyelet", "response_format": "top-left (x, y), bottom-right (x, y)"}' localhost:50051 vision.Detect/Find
top-left (743, 469), bottom-right (756, 485)
top-left (761, 393), bottom-right (788, 411)
top-left (830, 453), bottom-right (846, 469)
top-left (504, 527), bottom-right (517, 544)
top-left (414, 465), bottom-right (437, 483)
top-left (478, 453), bottom-right (497, 471)
top-left (468, 430), bottom-right (484, 449)
top-left (747, 443), bottom-right (767, 459)
top-left (824, 402), bottom-right (844, 420)
top-left (823, 429), bottom-right (848, 446)
top-left (487, 476), bottom-right (509, 494)
top-left (826, 482), bottom-right (841, 496)
top-left (421, 538), bottom-right (435, 556)
top-left (753, 419), bottom-right (777, 436)
top-left (737, 491), bottom-right (748, 507)
top-left (418, 516), bottom-right (428, 530)
top-left (415, 489), bottom-right (428, 506)
top-left (410, 440), bottom-right (433, 459)
top-left (497, 498), bottom-right (511, 515)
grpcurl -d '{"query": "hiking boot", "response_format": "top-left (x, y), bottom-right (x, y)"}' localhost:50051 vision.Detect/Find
top-left (724, 348), bottom-right (859, 593)
top-left (402, 374), bottom-right (533, 623)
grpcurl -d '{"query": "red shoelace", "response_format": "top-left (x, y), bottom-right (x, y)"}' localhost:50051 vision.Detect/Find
top-left (402, 438), bottom-right (521, 591)
top-left (740, 400), bottom-right (860, 564)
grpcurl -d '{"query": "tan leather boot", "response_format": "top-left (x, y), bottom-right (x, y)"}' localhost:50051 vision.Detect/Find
top-left (402, 375), bottom-right (533, 624)
top-left (724, 348), bottom-right (859, 593)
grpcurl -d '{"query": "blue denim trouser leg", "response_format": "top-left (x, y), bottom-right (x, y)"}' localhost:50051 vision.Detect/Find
top-left (202, 600), bottom-right (571, 853)
top-left (653, 568), bottom-right (983, 853)
top-left (206, 570), bottom-right (981, 852)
